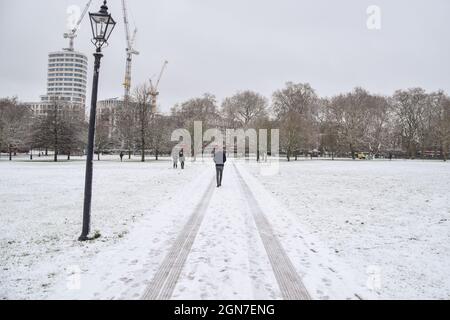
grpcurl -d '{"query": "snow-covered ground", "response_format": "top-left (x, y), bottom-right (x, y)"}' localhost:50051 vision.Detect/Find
top-left (0, 157), bottom-right (207, 299)
top-left (1, 158), bottom-right (449, 300)
top-left (243, 159), bottom-right (450, 299)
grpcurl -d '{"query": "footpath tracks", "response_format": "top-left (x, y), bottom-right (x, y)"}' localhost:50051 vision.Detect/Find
top-left (234, 163), bottom-right (311, 300)
top-left (142, 162), bottom-right (311, 300)
top-left (141, 178), bottom-right (216, 300)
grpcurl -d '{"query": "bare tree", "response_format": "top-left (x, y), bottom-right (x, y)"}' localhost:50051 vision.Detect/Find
top-left (117, 101), bottom-right (136, 159)
top-left (221, 91), bottom-right (267, 127)
top-left (318, 98), bottom-right (340, 159)
top-left (428, 91), bottom-right (450, 161)
top-left (392, 88), bottom-right (428, 159)
top-left (133, 84), bottom-right (153, 162)
top-left (272, 82), bottom-right (318, 161)
top-left (328, 88), bottom-right (376, 159)
top-left (63, 111), bottom-right (86, 160)
top-left (171, 93), bottom-right (220, 158)
top-left (221, 91), bottom-right (268, 160)
top-left (0, 98), bottom-right (31, 160)
top-left (95, 113), bottom-right (116, 161)
top-left (363, 95), bottom-right (391, 157)
top-left (149, 113), bottom-right (173, 160)
top-left (31, 102), bottom-right (84, 162)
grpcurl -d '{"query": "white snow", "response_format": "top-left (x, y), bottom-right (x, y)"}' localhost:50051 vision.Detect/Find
top-left (1, 157), bottom-right (449, 300)
top-left (172, 164), bottom-right (281, 300)
top-left (242, 159), bottom-right (450, 299)
top-left (0, 157), bottom-right (208, 299)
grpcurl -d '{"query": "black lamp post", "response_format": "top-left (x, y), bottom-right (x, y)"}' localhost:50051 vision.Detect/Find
top-left (79, 0), bottom-right (116, 241)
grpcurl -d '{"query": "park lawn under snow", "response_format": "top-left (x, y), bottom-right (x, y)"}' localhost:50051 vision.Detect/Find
top-left (1, 156), bottom-right (449, 300)
top-left (0, 157), bottom-right (206, 299)
top-left (243, 159), bottom-right (450, 299)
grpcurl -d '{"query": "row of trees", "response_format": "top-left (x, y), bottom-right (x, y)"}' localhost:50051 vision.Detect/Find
top-left (0, 98), bottom-right (86, 161)
top-left (1, 83), bottom-right (449, 162)
top-left (166, 84), bottom-right (450, 161)
top-left (317, 87), bottom-right (450, 160)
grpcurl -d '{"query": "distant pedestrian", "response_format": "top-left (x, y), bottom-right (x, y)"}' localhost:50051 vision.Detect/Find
top-left (179, 149), bottom-right (185, 170)
top-left (389, 152), bottom-right (393, 161)
top-left (172, 151), bottom-right (179, 169)
top-left (120, 151), bottom-right (124, 162)
top-left (213, 148), bottom-right (227, 187)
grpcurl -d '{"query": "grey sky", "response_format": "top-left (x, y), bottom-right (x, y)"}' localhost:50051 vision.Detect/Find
top-left (0, 0), bottom-right (449, 112)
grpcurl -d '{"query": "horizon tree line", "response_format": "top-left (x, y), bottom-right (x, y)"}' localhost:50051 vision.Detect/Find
top-left (1, 83), bottom-right (449, 162)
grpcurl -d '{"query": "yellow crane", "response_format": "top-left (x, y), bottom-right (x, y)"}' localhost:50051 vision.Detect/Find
top-left (149, 61), bottom-right (168, 113)
top-left (122, 0), bottom-right (139, 102)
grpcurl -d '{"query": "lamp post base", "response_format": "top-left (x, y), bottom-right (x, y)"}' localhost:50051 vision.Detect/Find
top-left (78, 235), bottom-right (90, 242)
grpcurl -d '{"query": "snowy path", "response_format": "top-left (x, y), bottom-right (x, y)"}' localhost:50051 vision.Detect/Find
top-left (141, 177), bottom-right (216, 300)
top-left (169, 162), bottom-right (283, 300)
top-left (160, 160), bottom-right (372, 300)
top-left (234, 163), bottom-right (311, 300)
top-left (145, 161), bottom-right (312, 300)
top-left (5, 160), bottom-right (373, 300)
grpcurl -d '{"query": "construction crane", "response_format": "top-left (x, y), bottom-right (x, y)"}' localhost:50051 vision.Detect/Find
top-left (63, 0), bottom-right (93, 51)
top-left (149, 61), bottom-right (168, 113)
top-left (122, 0), bottom-right (139, 102)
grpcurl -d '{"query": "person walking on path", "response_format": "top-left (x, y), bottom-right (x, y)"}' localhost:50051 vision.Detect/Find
top-left (179, 149), bottom-right (185, 170)
top-left (213, 147), bottom-right (227, 187)
top-left (120, 151), bottom-right (124, 162)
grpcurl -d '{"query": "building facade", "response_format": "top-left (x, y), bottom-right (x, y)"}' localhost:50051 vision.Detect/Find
top-left (29, 50), bottom-right (88, 118)
top-left (97, 98), bottom-right (124, 139)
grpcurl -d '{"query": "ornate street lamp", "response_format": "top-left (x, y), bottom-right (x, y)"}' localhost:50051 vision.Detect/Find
top-left (79, 0), bottom-right (116, 241)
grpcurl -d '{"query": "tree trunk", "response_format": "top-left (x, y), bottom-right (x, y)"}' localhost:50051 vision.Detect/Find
top-left (98, 152), bottom-right (100, 161)
top-left (128, 150), bottom-right (131, 160)
top-left (67, 152), bottom-right (71, 161)
top-left (45, 148), bottom-right (48, 156)
top-left (9, 145), bottom-right (12, 161)
top-left (256, 135), bottom-right (260, 162)
top-left (155, 149), bottom-right (159, 161)
top-left (350, 143), bottom-right (355, 160)
top-left (141, 120), bottom-right (145, 162)
top-left (409, 144), bottom-right (416, 159)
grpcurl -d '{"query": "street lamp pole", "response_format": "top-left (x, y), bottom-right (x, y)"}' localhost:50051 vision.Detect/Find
top-left (79, 49), bottom-right (103, 241)
top-left (79, 0), bottom-right (116, 241)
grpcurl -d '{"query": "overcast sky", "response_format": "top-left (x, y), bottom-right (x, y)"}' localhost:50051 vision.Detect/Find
top-left (0, 0), bottom-right (449, 112)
